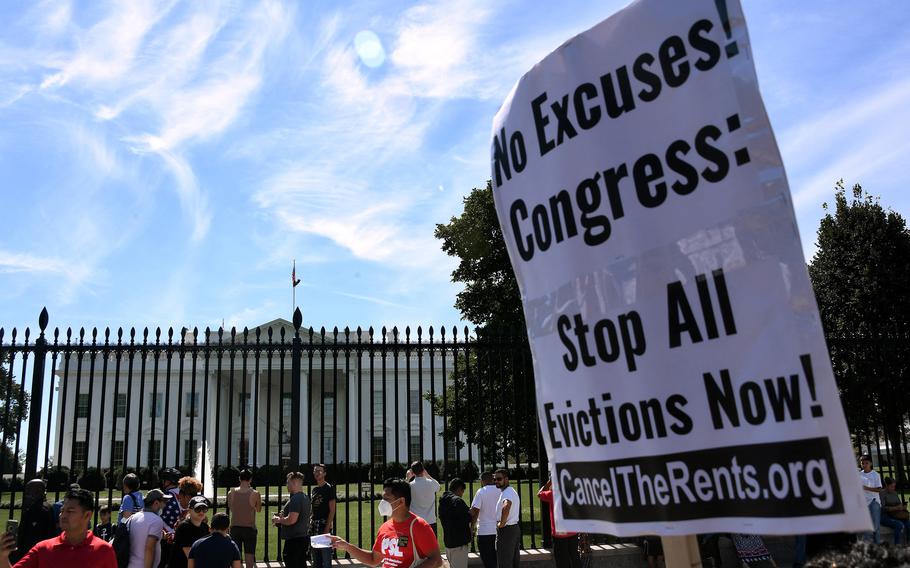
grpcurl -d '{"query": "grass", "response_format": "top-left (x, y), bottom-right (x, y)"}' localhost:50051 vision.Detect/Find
top-left (233, 480), bottom-right (550, 561)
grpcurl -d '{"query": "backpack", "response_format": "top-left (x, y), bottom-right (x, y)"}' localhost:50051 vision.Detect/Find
top-left (110, 516), bottom-right (132, 568)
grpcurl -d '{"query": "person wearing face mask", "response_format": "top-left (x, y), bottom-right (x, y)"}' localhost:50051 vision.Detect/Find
top-left (330, 478), bottom-right (442, 568)
top-left (170, 497), bottom-right (210, 568)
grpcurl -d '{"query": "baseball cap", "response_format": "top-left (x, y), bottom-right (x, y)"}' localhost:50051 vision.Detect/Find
top-left (144, 488), bottom-right (173, 505)
top-left (160, 467), bottom-right (182, 483)
top-left (189, 496), bottom-right (210, 511)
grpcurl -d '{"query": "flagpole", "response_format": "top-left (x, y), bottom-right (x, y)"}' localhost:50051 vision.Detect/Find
top-left (292, 259), bottom-right (296, 316)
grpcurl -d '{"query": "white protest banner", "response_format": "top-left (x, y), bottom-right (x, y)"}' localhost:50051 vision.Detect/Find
top-left (490, 0), bottom-right (870, 536)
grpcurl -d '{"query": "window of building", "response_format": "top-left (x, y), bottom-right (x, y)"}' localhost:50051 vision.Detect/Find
top-left (323, 435), bottom-right (335, 464)
top-left (238, 393), bottom-right (251, 418)
top-left (148, 392), bottom-right (163, 419)
top-left (371, 436), bottom-right (385, 464)
top-left (115, 393), bottom-right (127, 419)
top-left (148, 440), bottom-right (161, 469)
top-left (322, 391), bottom-right (335, 422)
top-left (372, 389), bottom-right (384, 424)
top-left (72, 440), bottom-right (88, 472)
top-left (76, 393), bottom-right (90, 419)
top-left (409, 438), bottom-right (421, 462)
top-left (239, 438), bottom-right (249, 465)
top-left (184, 440), bottom-right (198, 468)
top-left (280, 393), bottom-right (292, 444)
top-left (408, 389), bottom-right (420, 416)
top-left (446, 438), bottom-right (458, 462)
top-left (112, 440), bottom-right (125, 469)
top-left (184, 392), bottom-right (199, 418)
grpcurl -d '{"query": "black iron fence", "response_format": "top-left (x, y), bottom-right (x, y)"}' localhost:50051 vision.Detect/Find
top-left (0, 309), bottom-right (908, 561)
top-left (0, 308), bottom-right (543, 559)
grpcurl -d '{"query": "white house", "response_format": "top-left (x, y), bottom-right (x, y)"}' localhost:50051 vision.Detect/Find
top-left (53, 318), bottom-right (470, 474)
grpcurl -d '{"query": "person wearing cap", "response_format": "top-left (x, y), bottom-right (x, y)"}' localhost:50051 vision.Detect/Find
top-left (159, 468), bottom-right (185, 530)
top-left (0, 487), bottom-right (117, 568)
top-left (187, 513), bottom-right (241, 568)
top-left (10, 479), bottom-right (56, 563)
top-left (158, 469), bottom-right (187, 568)
top-left (127, 488), bottom-right (171, 568)
top-left (170, 497), bottom-right (210, 568)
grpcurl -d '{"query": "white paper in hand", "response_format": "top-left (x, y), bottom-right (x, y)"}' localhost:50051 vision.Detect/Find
top-left (310, 534), bottom-right (333, 549)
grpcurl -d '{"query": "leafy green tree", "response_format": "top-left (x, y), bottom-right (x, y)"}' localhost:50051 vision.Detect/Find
top-left (0, 350), bottom-right (28, 474)
top-left (432, 182), bottom-right (537, 466)
top-left (808, 181), bottom-right (910, 483)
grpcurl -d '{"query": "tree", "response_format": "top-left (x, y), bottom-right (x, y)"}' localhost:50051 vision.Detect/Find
top-left (432, 182), bottom-right (537, 466)
top-left (0, 349), bottom-right (28, 474)
top-left (808, 180), bottom-right (910, 483)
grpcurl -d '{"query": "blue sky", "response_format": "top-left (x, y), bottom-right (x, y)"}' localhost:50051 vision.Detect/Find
top-left (0, 0), bottom-right (908, 335)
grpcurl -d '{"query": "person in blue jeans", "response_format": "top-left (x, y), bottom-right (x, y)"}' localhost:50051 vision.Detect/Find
top-left (858, 455), bottom-right (882, 543)
top-left (880, 477), bottom-right (910, 545)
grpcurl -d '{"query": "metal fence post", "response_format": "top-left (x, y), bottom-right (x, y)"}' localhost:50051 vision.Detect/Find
top-left (24, 308), bottom-right (49, 480)
top-left (290, 308), bottom-right (302, 468)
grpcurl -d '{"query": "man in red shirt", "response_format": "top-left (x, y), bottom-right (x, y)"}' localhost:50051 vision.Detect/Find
top-left (538, 479), bottom-right (580, 568)
top-left (0, 487), bottom-right (117, 568)
top-left (331, 478), bottom-right (442, 568)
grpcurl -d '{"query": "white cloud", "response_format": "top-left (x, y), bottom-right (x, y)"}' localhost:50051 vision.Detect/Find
top-left (782, 77), bottom-right (910, 211)
top-left (0, 250), bottom-right (68, 275)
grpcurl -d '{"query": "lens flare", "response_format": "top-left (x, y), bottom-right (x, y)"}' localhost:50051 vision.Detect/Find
top-left (354, 30), bottom-right (385, 68)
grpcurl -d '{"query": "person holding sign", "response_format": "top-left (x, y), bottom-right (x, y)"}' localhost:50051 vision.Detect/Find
top-left (537, 479), bottom-right (579, 568)
top-left (494, 469), bottom-right (520, 568)
top-left (858, 455), bottom-right (883, 543)
top-left (330, 479), bottom-right (442, 568)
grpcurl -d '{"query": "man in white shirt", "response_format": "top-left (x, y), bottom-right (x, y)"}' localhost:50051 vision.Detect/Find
top-left (470, 472), bottom-right (499, 568)
top-left (407, 461), bottom-right (441, 535)
top-left (859, 454), bottom-right (883, 544)
top-left (494, 469), bottom-right (520, 568)
top-left (128, 489), bottom-right (171, 568)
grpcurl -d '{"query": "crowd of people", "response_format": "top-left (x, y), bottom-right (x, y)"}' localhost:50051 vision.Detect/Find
top-left (0, 460), bottom-right (526, 568)
top-left (4, 454), bottom-right (908, 568)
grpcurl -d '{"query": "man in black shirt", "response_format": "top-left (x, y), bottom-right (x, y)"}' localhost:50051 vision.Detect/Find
top-left (309, 464), bottom-right (336, 568)
top-left (172, 497), bottom-right (210, 568)
top-left (438, 479), bottom-right (472, 568)
top-left (12, 479), bottom-right (57, 563)
top-left (188, 513), bottom-right (241, 568)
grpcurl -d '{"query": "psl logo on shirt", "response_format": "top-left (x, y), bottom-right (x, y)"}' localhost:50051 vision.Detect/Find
top-left (381, 537), bottom-right (404, 558)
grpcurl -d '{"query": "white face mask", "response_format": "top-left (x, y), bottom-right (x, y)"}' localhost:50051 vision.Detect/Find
top-left (378, 498), bottom-right (397, 517)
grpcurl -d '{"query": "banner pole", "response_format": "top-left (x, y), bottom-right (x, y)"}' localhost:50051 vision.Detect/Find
top-left (661, 535), bottom-right (702, 568)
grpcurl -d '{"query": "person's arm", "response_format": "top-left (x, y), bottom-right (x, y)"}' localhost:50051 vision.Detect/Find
top-left (231, 561), bottom-right (241, 568)
top-left (0, 533), bottom-right (17, 568)
top-left (538, 479), bottom-right (552, 497)
top-left (458, 499), bottom-right (472, 524)
top-left (470, 507), bottom-right (480, 524)
top-left (497, 500), bottom-right (512, 528)
top-left (421, 548), bottom-right (443, 568)
top-left (144, 536), bottom-right (158, 568)
top-left (327, 498), bottom-right (336, 532)
top-left (277, 511), bottom-right (300, 525)
top-left (253, 491), bottom-right (262, 513)
top-left (330, 537), bottom-right (383, 566)
top-left (188, 561), bottom-right (194, 568)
